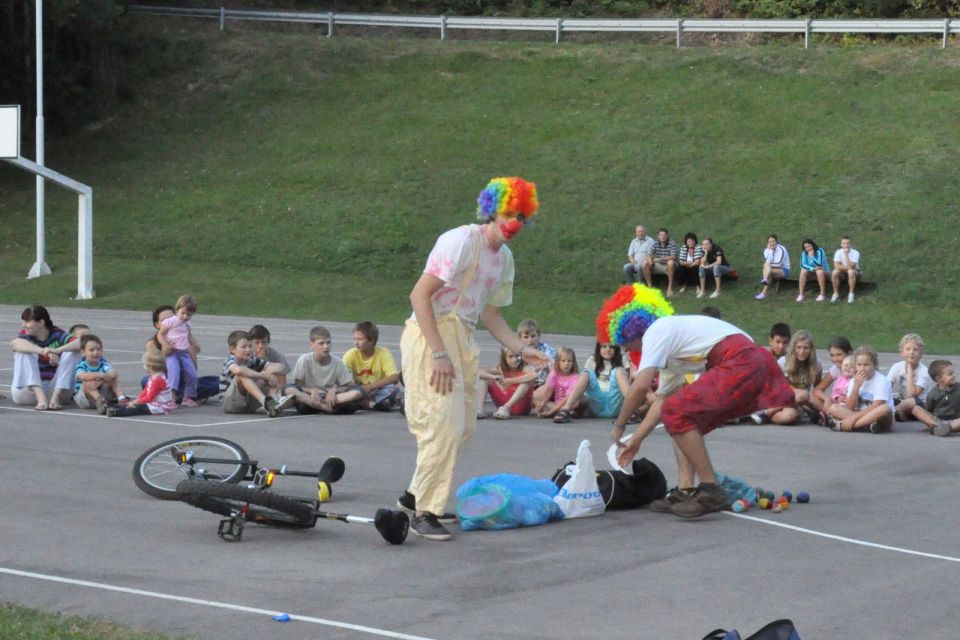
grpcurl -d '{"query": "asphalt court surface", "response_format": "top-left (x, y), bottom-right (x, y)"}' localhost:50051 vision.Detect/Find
top-left (1, 304), bottom-right (959, 639)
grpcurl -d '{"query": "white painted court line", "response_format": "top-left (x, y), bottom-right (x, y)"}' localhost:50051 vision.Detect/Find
top-left (726, 512), bottom-right (960, 563)
top-left (0, 567), bottom-right (438, 640)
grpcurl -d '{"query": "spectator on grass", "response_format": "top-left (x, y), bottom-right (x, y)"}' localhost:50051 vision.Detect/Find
top-left (9, 305), bottom-right (81, 410)
top-left (755, 234), bottom-right (790, 300)
top-left (697, 237), bottom-right (731, 299)
top-left (144, 305), bottom-right (219, 402)
top-left (623, 225), bottom-right (655, 285)
top-left (343, 320), bottom-right (402, 411)
top-left (645, 228), bottom-right (679, 298)
top-left (831, 235), bottom-right (862, 303)
top-left (676, 232), bottom-right (703, 294)
top-left (796, 238), bottom-right (830, 303)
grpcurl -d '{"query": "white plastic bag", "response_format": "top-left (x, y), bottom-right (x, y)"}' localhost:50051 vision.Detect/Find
top-left (553, 439), bottom-right (605, 519)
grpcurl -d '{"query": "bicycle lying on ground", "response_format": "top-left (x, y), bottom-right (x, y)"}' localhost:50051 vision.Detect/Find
top-left (132, 436), bottom-right (409, 545)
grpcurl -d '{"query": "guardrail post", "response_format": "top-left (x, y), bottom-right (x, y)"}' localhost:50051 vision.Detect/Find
top-left (944, 18), bottom-right (950, 48)
top-left (676, 18), bottom-right (683, 47)
top-left (328, 12), bottom-right (334, 37)
top-left (219, 6), bottom-right (225, 31)
top-left (556, 18), bottom-right (563, 44)
top-left (804, 18), bottom-right (811, 49)
top-left (441, 14), bottom-right (447, 40)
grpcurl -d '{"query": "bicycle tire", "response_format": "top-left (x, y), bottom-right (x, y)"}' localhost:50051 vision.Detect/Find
top-left (176, 479), bottom-right (316, 528)
top-left (133, 436), bottom-right (250, 500)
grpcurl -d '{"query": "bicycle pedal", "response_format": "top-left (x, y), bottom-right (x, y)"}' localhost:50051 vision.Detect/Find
top-left (217, 516), bottom-right (245, 542)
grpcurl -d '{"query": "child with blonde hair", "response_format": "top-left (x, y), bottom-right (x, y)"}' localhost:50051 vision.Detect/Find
top-left (534, 347), bottom-right (580, 419)
top-left (827, 346), bottom-right (894, 433)
top-left (765, 330), bottom-right (821, 425)
top-left (887, 333), bottom-right (932, 422)
top-left (158, 295), bottom-right (200, 407)
top-left (477, 347), bottom-right (538, 419)
top-left (107, 350), bottom-right (177, 417)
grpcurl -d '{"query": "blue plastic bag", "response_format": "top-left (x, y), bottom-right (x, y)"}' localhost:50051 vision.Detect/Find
top-left (716, 473), bottom-right (758, 504)
top-left (456, 473), bottom-right (565, 531)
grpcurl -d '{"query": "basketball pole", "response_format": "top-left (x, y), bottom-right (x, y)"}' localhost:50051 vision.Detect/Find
top-left (28, 0), bottom-right (51, 279)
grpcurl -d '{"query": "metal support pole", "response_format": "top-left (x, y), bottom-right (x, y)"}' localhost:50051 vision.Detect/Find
top-left (328, 12), bottom-right (334, 37)
top-left (805, 18), bottom-right (811, 49)
top-left (30, 0), bottom-right (50, 279)
top-left (944, 18), bottom-right (950, 48)
top-left (219, 6), bottom-right (225, 31)
top-left (676, 18), bottom-right (683, 48)
top-left (76, 189), bottom-right (94, 299)
top-left (441, 14), bottom-right (447, 41)
top-left (556, 18), bottom-right (563, 45)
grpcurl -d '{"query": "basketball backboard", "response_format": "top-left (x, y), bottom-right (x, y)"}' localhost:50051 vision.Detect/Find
top-left (1, 105), bottom-right (21, 159)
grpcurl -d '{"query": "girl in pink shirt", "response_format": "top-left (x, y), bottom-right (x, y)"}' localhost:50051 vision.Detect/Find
top-left (536, 347), bottom-right (581, 419)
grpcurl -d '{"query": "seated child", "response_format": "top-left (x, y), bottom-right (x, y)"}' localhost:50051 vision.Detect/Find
top-left (910, 360), bottom-right (960, 437)
top-left (145, 305), bottom-right (219, 402)
top-left (887, 333), bottom-right (932, 422)
top-left (285, 326), bottom-right (364, 415)
top-left (73, 334), bottom-right (128, 414)
top-left (534, 347), bottom-right (580, 419)
top-left (342, 321), bottom-right (401, 411)
top-left (158, 295), bottom-right (200, 407)
top-left (812, 336), bottom-right (853, 423)
top-left (826, 346), bottom-right (894, 434)
top-left (219, 330), bottom-right (289, 417)
top-left (553, 342), bottom-right (631, 424)
top-left (107, 349), bottom-right (177, 417)
top-left (830, 355), bottom-right (855, 409)
top-left (249, 324), bottom-right (291, 387)
top-left (519, 318), bottom-right (557, 411)
top-left (768, 330), bottom-right (822, 425)
top-left (477, 347), bottom-right (538, 420)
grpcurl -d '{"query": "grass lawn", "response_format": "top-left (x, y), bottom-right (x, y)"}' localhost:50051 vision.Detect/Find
top-left (0, 601), bottom-right (189, 640)
top-left (1, 21), bottom-right (958, 351)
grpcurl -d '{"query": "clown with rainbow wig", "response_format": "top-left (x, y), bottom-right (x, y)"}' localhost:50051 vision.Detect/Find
top-left (603, 284), bottom-right (796, 518)
top-left (397, 176), bottom-right (549, 541)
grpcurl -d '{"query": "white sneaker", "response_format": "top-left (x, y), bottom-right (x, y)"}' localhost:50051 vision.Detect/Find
top-left (696, 289), bottom-right (705, 299)
top-left (795, 294), bottom-right (804, 303)
top-left (830, 293), bottom-right (840, 303)
top-left (847, 293), bottom-right (855, 303)
top-left (709, 290), bottom-right (720, 299)
top-left (275, 394), bottom-right (296, 412)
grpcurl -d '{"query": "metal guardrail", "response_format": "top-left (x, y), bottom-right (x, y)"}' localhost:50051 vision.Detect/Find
top-left (127, 5), bottom-right (957, 48)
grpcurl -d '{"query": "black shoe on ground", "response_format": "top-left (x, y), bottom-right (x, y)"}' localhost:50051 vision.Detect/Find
top-left (649, 487), bottom-right (693, 513)
top-left (396, 491), bottom-right (457, 525)
top-left (670, 482), bottom-right (730, 518)
top-left (410, 514), bottom-right (452, 541)
top-left (868, 421), bottom-right (890, 434)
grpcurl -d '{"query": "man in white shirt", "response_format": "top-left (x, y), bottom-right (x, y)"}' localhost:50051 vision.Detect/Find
top-left (623, 224), bottom-right (655, 285)
top-left (831, 235), bottom-right (861, 303)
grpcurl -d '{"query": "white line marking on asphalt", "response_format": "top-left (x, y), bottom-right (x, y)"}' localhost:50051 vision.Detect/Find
top-left (0, 567), bottom-right (438, 640)
top-left (0, 405), bottom-right (316, 428)
top-left (725, 512), bottom-right (960, 563)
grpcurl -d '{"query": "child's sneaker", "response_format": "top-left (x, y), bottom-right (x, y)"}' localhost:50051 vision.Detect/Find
top-left (670, 483), bottom-right (730, 518)
top-left (748, 411), bottom-right (768, 425)
top-left (868, 421), bottom-right (890, 434)
top-left (274, 394), bottom-right (295, 413)
top-left (105, 406), bottom-right (118, 417)
top-left (410, 514), bottom-right (452, 541)
top-left (181, 397), bottom-right (200, 407)
top-left (95, 397), bottom-right (109, 415)
top-left (262, 396), bottom-right (278, 418)
top-left (933, 420), bottom-right (952, 437)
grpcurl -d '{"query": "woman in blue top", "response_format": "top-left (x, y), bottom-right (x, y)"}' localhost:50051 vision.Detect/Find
top-left (797, 238), bottom-right (830, 302)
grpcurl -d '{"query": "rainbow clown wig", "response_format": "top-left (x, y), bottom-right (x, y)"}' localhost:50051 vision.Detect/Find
top-left (476, 177), bottom-right (539, 222)
top-left (596, 284), bottom-right (674, 346)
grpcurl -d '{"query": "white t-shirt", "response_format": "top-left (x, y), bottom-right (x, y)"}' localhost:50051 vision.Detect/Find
top-left (415, 225), bottom-right (514, 327)
top-left (854, 372), bottom-right (894, 411)
top-left (833, 248), bottom-right (861, 269)
top-left (638, 316), bottom-right (749, 395)
top-left (886, 361), bottom-right (932, 404)
top-left (763, 244), bottom-right (790, 271)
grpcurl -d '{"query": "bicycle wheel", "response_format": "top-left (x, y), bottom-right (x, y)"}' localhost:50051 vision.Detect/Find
top-left (133, 436), bottom-right (250, 500)
top-left (176, 479), bottom-right (316, 528)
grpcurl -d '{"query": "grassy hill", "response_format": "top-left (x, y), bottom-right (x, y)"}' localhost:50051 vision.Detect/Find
top-left (1, 20), bottom-right (958, 351)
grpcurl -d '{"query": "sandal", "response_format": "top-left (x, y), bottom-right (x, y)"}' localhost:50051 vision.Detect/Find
top-left (493, 406), bottom-right (510, 420)
top-left (34, 402), bottom-right (49, 411)
top-left (47, 402), bottom-right (62, 411)
top-left (553, 409), bottom-right (572, 424)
